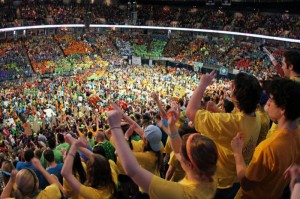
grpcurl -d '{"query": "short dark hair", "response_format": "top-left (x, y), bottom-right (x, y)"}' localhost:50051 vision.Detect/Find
top-left (43, 149), bottom-right (54, 163)
top-left (284, 50), bottom-right (300, 74)
top-left (233, 73), bottom-right (262, 114)
top-left (57, 134), bottom-right (65, 144)
top-left (24, 149), bottom-right (34, 162)
top-left (267, 78), bottom-right (300, 121)
top-left (92, 145), bottom-right (107, 158)
top-left (87, 132), bottom-right (93, 139)
top-left (223, 99), bottom-right (234, 113)
top-left (48, 138), bottom-right (56, 149)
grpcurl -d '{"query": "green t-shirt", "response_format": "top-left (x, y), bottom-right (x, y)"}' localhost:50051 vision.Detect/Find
top-left (94, 140), bottom-right (116, 162)
top-left (56, 143), bottom-right (70, 151)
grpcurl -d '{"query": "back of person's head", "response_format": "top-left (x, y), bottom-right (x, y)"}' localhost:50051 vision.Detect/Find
top-left (14, 168), bottom-right (39, 199)
top-left (34, 149), bottom-right (42, 160)
top-left (95, 131), bottom-right (106, 141)
top-left (179, 98), bottom-right (184, 107)
top-left (1, 160), bottom-right (14, 185)
top-left (181, 134), bottom-right (218, 180)
top-left (48, 138), bottom-right (56, 149)
top-left (178, 124), bottom-right (196, 137)
top-left (233, 73), bottom-right (262, 114)
top-left (24, 149), bottom-right (34, 162)
top-left (92, 145), bottom-right (107, 159)
top-left (284, 50), bottom-right (300, 74)
top-left (86, 154), bottom-right (115, 193)
top-left (267, 78), bottom-right (300, 120)
top-left (87, 132), bottom-right (93, 139)
top-left (57, 133), bottom-right (65, 144)
top-left (43, 149), bottom-right (54, 163)
top-left (223, 99), bottom-right (235, 113)
top-left (72, 152), bottom-right (86, 184)
top-left (134, 113), bottom-right (141, 121)
top-left (155, 114), bottom-right (161, 121)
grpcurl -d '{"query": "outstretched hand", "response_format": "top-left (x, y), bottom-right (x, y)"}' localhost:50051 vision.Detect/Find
top-left (107, 110), bottom-right (123, 129)
top-left (74, 137), bottom-right (89, 148)
top-left (231, 132), bottom-right (244, 154)
top-left (199, 70), bottom-right (217, 87)
top-left (151, 92), bottom-right (159, 102)
top-left (167, 101), bottom-right (181, 126)
top-left (110, 101), bottom-right (123, 114)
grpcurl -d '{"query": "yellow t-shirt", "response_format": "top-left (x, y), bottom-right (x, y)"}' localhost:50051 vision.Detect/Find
top-left (164, 137), bottom-right (172, 155)
top-left (8, 185), bottom-right (61, 199)
top-left (256, 109), bottom-right (270, 145)
top-left (109, 159), bottom-right (119, 186)
top-left (149, 175), bottom-right (216, 199)
top-left (266, 122), bottom-right (277, 139)
top-left (117, 151), bottom-right (159, 176)
top-left (194, 110), bottom-right (261, 189)
top-left (79, 184), bottom-right (114, 199)
top-left (235, 127), bottom-right (300, 199)
top-left (168, 152), bottom-right (185, 182)
top-left (37, 184), bottom-right (61, 199)
top-left (110, 137), bottom-right (144, 152)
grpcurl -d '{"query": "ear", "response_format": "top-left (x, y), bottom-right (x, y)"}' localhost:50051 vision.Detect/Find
top-left (288, 64), bottom-right (294, 71)
top-left (280, 108), bottom-right (286, 118)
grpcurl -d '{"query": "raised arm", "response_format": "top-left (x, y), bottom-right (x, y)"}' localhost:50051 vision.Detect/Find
top-left (31, 157), bottom-right (65, 194)
top-left (61, 137), bottom-right (91, 193)
top-left (151, 92), bottom-right (168, 120)
top-left (186, 71), bottom-right (216, 122)
top-left (1, 170), bottom-right (17, 198)
top-left (167, 102), bottom-right (182, 154)
top-left (107, 110), bottom-right (153, 193)
top-left (110, 101), bottom-right (144, 137)
top-left (262, 47), bottom-right (284, 77)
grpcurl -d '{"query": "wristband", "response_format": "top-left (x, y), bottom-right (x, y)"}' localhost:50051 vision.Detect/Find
top-left (68, 153), bottom-right (75, 158)
top-left (168, 131), bottom-right (179, 139)
top-left (110, 126), bottom-right (122, 130)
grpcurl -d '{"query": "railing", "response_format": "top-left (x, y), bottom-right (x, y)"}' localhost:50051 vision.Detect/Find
top-left (0, 24), bottom-right (299, 43)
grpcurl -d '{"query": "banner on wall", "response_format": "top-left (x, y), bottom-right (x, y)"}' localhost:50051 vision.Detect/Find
top-left (194, 62), bottom-right (203, 72)
top-left (219, 66), bottom-right (229, 76)
top-left (173, 85), bottom-right (186, 99)
top-left (132, 56), bottom-right (141, 65)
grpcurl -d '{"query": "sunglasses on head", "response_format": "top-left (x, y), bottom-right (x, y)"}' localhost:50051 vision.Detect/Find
top-left (0, 170), bottom-right (11, 176)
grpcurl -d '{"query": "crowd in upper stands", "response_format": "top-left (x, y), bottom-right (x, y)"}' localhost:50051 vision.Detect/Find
top-left (0, 2), bottom-right (300, 39)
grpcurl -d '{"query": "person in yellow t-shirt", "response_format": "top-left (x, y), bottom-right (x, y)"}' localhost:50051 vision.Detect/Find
top-left (1, 159), bottom-right (62, 199)
top-left (264, 50), bottom-right (300, 139)
top-left (231, 78), bottom-right (300, 199)
top-left (106, 101), bottom-right (218, 199)
top-left (186, 72), bottom-right (262, 199)
top-left (62, 136), bottom-right (117, 199)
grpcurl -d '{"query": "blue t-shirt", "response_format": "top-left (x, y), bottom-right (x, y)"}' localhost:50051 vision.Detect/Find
top-left (47, 163), bottom-right (63, 184)
top-left (16, 161), bottom-right (48, 190)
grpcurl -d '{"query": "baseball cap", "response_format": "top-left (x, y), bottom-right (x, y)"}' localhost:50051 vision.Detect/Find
top-left (144, 125), bottom-right (162, 152)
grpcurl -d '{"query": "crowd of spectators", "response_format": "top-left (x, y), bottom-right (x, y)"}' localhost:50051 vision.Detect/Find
top-left (0, 3), bottom-right (300, 38)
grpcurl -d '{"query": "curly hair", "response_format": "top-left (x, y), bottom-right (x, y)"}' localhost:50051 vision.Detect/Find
top-left (267, 78), bottom-right (300, 121)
